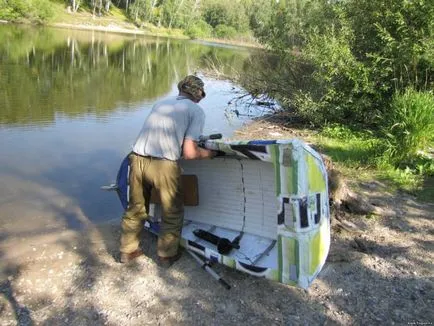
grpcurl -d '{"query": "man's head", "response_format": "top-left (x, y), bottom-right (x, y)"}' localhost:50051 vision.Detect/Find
top-left (177, 75), bottom-right (206, 103)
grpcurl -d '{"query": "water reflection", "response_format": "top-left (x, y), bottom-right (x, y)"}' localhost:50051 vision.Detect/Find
top-left (0, 24), bottom-right (254, 236)
top-left (0, 24), bottom-right (250, 126)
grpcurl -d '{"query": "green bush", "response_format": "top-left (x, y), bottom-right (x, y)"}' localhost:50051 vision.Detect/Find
top-left (214, 24), bottom-right (237, 39)
top-left (33, 0), bottom-right (53, 22)
top-left (185, 20), bottom-right (213, 39)
top-left (202, 0), bottom-right (249, 32)
top-left (250, 0), bottom-right (433, 128)
top-left (382, 88), bottom-right (434, 164)
top-left (0, 6), bottom-right (19, 20)
top-left (0, 0), bottom-right (53, 23)
top-left (296, 22), bottom-right (377, 126)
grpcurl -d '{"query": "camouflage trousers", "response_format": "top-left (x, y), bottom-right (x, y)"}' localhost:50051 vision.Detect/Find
top-left (120, 152), bottom-right (184, 258)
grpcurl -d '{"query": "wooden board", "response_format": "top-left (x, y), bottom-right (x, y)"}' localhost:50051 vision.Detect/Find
top-left (150, 174), bottom-right (199, 206)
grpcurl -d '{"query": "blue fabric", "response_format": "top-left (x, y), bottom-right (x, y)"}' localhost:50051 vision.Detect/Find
top-left (247, 140), bottom-right (277, 145)
top-left (116, 155), bottom-right (130, 210)
top-left (147, 221), bottom-right (160, 234)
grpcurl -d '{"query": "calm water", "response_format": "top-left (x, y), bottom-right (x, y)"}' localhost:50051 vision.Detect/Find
top-left (0, 24), bottom-right (260, 234)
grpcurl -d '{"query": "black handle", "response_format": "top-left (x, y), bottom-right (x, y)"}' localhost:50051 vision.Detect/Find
top-left (198, 133), bottom-right (223, 142)
top-left (193, 229), bottom-right (240, 255)
top-left (193, 229), bottom-right (220, 245)
top-left (208, 133), bottom-right (223, 140)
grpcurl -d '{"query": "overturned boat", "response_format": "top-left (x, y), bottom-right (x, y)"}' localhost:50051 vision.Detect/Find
top-left (108, 138), bottom-right (330, 289)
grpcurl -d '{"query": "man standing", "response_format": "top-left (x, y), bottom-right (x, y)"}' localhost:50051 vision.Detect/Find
top-left (119, 75), bottom-right (216, 268)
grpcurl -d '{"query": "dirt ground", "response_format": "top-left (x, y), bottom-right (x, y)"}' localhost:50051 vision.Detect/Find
top-left (1, 119), bottom-right (433, 326)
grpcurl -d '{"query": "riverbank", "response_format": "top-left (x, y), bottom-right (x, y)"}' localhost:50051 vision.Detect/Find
top-left (50, 21), bottom-right (262, 49)
top-left (1, 118), bottom-right (433, 325)
top-left (0, 5), bottom-right (261, 49)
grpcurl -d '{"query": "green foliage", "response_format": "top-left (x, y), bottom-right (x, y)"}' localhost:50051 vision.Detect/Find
top-left (379, 165), bottom-right (423, 192)
top-left (33, 0), bottom-right (53, 21)
top-left (0, 0), bottom-right (19, 20)
top-left (318, 124), bottom-right (384, 167)
top-left (295, 22), bottom-right (376, 125)
top-left (214, 24), bottom-right (237, 39)
top-left (347, 0), bottom-right (433, 90)
top-left (316, 123), bottom-right (433, 198)
top-left (185, 20), bottom-right (213, 39)
top-left (128, 0), bottom-right (155, 24)
top-left (382, 88), bottom-right (434, 165)
top-left (258, 0), bottom-right (326, 51)
top-left (203, 2), bottom-right (229, 28)
top-left (0, 0), bottom-right (54, 23)
top-left (244, 0), bottom-right (273, 36)
top-left (202, 0), bottom-right (249, 32)
top-left (244, 0), bottom-right (433, 129)
top-left (1, 0), bottom-right (264, 41)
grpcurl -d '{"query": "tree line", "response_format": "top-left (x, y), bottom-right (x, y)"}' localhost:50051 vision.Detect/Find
top-left (0, 0), bottom-right (273, 40)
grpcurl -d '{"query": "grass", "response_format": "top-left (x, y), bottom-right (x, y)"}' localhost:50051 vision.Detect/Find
top-left (313, 124), bottom-right (434, 202)
top-left (382, 89), bottom-right (434, 165)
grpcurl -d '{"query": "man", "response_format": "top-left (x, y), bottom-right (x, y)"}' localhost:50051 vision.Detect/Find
top-left (119, 75), bottom-right (216, 268)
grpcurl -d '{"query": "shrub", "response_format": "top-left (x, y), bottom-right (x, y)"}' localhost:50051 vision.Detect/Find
top-left (0, 0), bottom-right (53, 23)
top-left (249, 0), bottom-right (433, 128)
top-left (0, 7), bottom-right (19, 20)
top-left (203, 1), bottom-right (249, 32)
top-left (297, 23), bottom-right (377, 126)
top-left (214, 24), bottom-right (237, 39)
top-left (32, 0), bottom-right (53, 22)
top-left (185, 20), bottom-right (213, 39)
top-left (0, 0), bottom-right (18, 20)
top-left (382, 88), bottom-right (434, 164)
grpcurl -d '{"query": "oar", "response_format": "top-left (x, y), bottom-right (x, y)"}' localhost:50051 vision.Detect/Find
top-left (187, 250), bottom-right (231, 290)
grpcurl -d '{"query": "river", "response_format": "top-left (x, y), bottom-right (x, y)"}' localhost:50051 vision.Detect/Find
top-left (0, 24), bottom-right (262, 239)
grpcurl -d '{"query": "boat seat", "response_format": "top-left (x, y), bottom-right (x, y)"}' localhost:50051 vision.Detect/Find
top-left (150, 174), bottom-right (198, 206)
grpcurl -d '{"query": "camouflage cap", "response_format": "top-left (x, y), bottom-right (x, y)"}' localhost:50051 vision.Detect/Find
top-left (177, 75), bottom-right (206, 102)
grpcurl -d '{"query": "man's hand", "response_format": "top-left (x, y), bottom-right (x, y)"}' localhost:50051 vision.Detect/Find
top-left (183, 139), bottom-right (216, 159)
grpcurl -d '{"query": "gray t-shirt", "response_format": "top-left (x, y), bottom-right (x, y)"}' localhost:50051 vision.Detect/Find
top-left (132, 96), bottom-right (205, 161)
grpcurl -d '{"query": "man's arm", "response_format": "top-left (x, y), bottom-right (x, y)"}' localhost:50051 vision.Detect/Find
top-left (182, 138), bottom-right (216, 160)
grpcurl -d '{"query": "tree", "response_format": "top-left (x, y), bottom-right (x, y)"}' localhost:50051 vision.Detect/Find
top-left (202, 0), bottom-right (249, 32)
top-left (245, 0), bottom-right (433, 127)
top-left (70, 0), bottom-right (81, 12)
